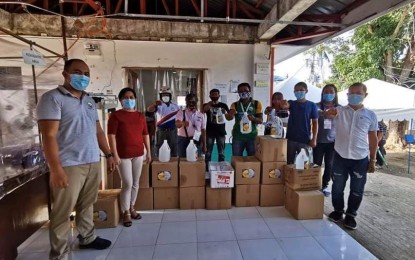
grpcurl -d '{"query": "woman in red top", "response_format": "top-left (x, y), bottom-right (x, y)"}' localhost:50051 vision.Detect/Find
top-left (108, 88), bottom-right (151, 227)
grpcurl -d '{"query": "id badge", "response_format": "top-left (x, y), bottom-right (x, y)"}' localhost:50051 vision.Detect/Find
top-left (193, 130), bottom-right (201, 141)
top-left (324, 119), bottom-right (332, 129)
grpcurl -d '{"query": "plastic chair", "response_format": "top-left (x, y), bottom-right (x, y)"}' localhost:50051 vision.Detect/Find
top-left (404, 134), bottom-right (415, 174)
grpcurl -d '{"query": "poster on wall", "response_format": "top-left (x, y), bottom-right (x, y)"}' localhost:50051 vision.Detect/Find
top-left (213, 83), bottom-right (228, 93)
top-left (255, 63), bottom-right (269, 75)
top-left (230, 80), bottom-right (240, 93)
top-left (255, 80), bottom-right (269, 88)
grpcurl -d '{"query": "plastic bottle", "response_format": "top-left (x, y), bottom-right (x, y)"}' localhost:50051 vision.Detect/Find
top-left (159, 140), bottom-right (171, 162)
top-left (240, 112), bottom-right (252, 134)
top-left (216, 109), bottom-right (225, 124)
top-left (186, 140), bottom-right (198, 162)
top-left (307, 147), bottom-right (314, 166)
top-left (295, 148), bottom-right (308, 169)
top-left (270, 110), bottom-right (283, 138)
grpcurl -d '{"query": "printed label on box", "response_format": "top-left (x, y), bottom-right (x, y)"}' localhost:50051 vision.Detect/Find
top-left (269, 168), bottom-right (282, 179)
top-left (93, 210), bottom-right (108, 222)
top-left (217, 174), bottom-right (231, 185)
top-left (242, 168), bottom-right (255, 178)
top-left (157, 171), bottom-right (172, 181)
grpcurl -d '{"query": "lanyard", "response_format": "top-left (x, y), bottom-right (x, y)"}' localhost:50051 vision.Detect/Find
top-left (240, 102), bottom-right (252, 114)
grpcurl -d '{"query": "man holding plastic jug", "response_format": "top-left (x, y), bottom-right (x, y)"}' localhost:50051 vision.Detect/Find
top-left (147, 88), bottom-right (179, 157)
top-left (176, 93), bottom-right (207, 157)
top-left (36, 59), bottom-right (114, 260)
top-left (228, 83), bottom-right (263, 156)
top-left (324, 82), bottom-right (378, 230)
top-left (203, 88), bottom-right (230, 168)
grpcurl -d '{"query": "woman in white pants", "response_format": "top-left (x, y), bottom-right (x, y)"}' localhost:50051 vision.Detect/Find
top-left (108, 88), bottom-right (151, 227)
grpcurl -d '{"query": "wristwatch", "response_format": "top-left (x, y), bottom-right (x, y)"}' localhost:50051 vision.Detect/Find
top-left (105, 153), bottom-right (114, 159)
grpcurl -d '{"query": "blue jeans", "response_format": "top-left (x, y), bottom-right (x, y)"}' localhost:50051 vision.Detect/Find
top-left (206, 135), bottom-right (226, 163)
top-left (232, 139), bottom-right (255, 156)
top-left (331, 152), bottom-right (368, 217)
top-left (313, 142), bottom-right (335, 189)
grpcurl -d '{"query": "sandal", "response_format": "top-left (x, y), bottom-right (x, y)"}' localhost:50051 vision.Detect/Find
top-left (123, 210), bottom-right (132, 227)
top-left (130, 208), bottom-right (142, 220)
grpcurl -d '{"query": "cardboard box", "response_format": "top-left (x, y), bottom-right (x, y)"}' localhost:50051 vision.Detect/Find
top-left (255, 136), bottom-right (287, 162)
top-left (106, 171), bottom-right (114, 189)
top-left (285, 165), bottom-right (322, 191)
top-left (152, 157), bottom-right (179, 188)
top-left (261, 161), bottom-right (286, 184)
top-left (234, 184), bottom-right (260, 207)
top-left (232, 156), bottom-right (261, 185)
top-left (205, 185), bottom-right (232, 209)
top-left (209, 161), bottom-right (235, 188)
top-left (93, 189), bottom-right (121, 228)
top-left (260, 184), bottom-right (284, 206)
top-left (285, 186), bottom-right (324, 220)
top-left (113, 169), bottom-right (121, 189)
top-left (180, 186), bottom-right (206, 209)
top-left (153, 187), bottom-right (179, 209)
top-left (180, 159), bottom-right (206, 187)
top-left (134, 188), bottom-right (153, 210)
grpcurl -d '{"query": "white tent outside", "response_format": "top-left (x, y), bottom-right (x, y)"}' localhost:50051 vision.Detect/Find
top-left (338, 78), bottom-right (415, 121)
top-left (274, 77), bottom-right (322, 103)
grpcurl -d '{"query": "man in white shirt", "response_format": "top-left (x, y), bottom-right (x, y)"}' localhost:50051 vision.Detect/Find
top-left (147, 88), bottom-right (179, 157)
top-left (325, 82), bottom-right (378, 230)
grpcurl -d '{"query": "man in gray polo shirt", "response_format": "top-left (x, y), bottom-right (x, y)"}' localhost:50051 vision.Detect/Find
top-left (37, 59), bottom-right (115, 260)
top-left (325, 82), bottom-right (378, 230)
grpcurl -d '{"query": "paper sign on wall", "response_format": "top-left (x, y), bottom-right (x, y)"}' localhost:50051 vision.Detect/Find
top-left (213, 83), bottom-right (228, 93)
top-left (22, 49), bottom-right (46, 66)
top-left (255, 80), bottom-right (269, 88)
top-left (230, 80), bottom-right (240, 93)
top-left (256, 63), bottom-right (269, 75)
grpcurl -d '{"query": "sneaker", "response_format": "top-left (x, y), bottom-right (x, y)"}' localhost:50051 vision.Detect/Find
top-left (344, 215), bottom-right (357, 230)
top-left (328, 211), bottom-right (343, 223)
top-left (322, 187), bottom-right (331, 197)
top-left (79, 237), bottom-right (111, 250)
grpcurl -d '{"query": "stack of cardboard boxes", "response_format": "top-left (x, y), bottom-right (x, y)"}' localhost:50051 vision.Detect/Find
top-left (207, 161), bottom-right (234, 209)
top-left (232, 156), bottom-right (261, 207)
top-left (255, 136), bottom-right (287, 207)
top-left (179, 158), bottom-right (206, 209)
top-left (284, 164), bottom-right (324, 220)
top-left (151, 157), bottom-right (179, 209)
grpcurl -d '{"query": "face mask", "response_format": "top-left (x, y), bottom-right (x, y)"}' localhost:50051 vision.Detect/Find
top-left (69, 74), bottom-right (90, 91)
top-left (323, 94), bottom-right (335, 102)
top-left (122, 99), bottom-right (136, 110)
top-left (187, 102), bottom-right (197, 111)
top-left (348, 94), bottom-right (364, 105)
top-left (239, 91), bottom-right (251, 99)
top-left (161, 96), bottom-right (170, 103)
top-left (210, 96), bottom-right (219, 102)
top-left (294, 91), bottom-right (306, 100)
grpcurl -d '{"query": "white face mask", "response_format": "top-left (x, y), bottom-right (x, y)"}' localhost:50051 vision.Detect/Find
top-left (161, 96), bottom-right (170, 103)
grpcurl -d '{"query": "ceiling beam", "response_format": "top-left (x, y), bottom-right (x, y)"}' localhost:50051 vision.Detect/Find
top-left (161, 0), bottom-right (171, 15)
top-left (14, 0), bottom-right (37, 12)
top-left (238, 0), bottom-right (264, 17)
top-left (272, 28), bottom-right (338, 44)
top-left (204, 0), bottom-right (208, 17)
top-left (190, 0), bottom-right (201, 17)
top-left (232, 0), bottom-right (237, 18)
top-left (175, 0), bottom-right (179, 15)
top-left (106, 0), bottom-right (111, 14)
top-left (255, 0), bottom-right (265, 9)
top-left (115, 0), bottom-right (123, 14)
top-left (238, 2), bottom-right (256, 19)
top-left (258, 0), bottom-right (318, 40)
top-left (140, 0), bottom-right (146, 14)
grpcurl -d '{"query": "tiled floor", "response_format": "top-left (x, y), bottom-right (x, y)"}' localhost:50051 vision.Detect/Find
top-left (16, 207), bottom-right (377, 260)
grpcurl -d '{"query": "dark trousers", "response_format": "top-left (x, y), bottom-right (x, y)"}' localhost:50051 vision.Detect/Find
top-left (206, 135), bottom-right (226, 164)
top-left (155, 128), bottom-right (177, 157)
top-left (287, 140), bottom-right (310, 164)
top-left (177, 136), bottom-right (202, 158)
top-left (377, 140), bottom-right (386, 166)
top-left (331, 152), bottom-right (368, 217)
top-left (232, 139), bottom-right (255, 156)
top-left (313, 142), bottom-right (335, 189)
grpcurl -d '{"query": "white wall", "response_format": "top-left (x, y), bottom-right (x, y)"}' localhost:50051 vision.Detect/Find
top-left (0, 36), bottom-right (272, 141)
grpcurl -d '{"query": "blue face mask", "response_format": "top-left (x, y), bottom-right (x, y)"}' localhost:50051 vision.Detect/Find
top-left (239, 91), bottom-right (251, 99)
top-left (122, 99), bottom-right (136, 110)
top-left (69, 74), bottom-right (90, 91)
top-left (323, 94), bottom-right (335, 102)
top-left (348, 94), bottom-right (364, 105)
top-left (294, 91), bottom-right (306, 100)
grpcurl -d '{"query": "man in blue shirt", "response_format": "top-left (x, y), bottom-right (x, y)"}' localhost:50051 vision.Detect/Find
top-left (281, 82), bottom-right (319, 164)
top-left (37, 59), bottom-right (115, 260)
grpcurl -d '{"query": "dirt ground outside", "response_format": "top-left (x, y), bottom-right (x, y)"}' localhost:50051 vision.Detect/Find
top-left (377, 148), bottom-right (415, 178)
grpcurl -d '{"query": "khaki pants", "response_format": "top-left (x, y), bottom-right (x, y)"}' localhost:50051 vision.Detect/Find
top-left (49, 162), bottom-right (101, 260)
top-left (118, 156), bottom-right (144, 211)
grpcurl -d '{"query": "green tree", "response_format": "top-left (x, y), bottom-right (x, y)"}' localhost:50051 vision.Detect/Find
top-left (327, 3), bottom-right (415, 90)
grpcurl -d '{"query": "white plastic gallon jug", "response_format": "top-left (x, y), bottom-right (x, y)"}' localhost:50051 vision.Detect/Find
top-left (295, 148), bottom-right (308, 169)
top-left (216, 109), bottom-right (225, 124)
top-left (186, 140), bottom-right (198, 162)
top-left (240, 112), bottom-right (252, 134)
top-left (159, 140), bottom-right (171, 162)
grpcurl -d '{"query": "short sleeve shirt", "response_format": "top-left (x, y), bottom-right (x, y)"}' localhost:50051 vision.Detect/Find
top-left (176, 109), bottom-right (206, 137)
top-left (334, 105), bottom-right (378, 160)
top-left (36, 86), bottom-right (100, 167)
top-left (286, 100), bottom-right (319, 144)
top-left (205, 102), bottom-right (229, 137)
top-left (230, 99), bottom-right (262, 141)
top-left (156, 102), bottom-right (180, 129)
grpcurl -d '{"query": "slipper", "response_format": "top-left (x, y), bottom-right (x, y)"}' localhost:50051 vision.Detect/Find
top-left (123, 211), bottom-right (132, 227)
top-left (130, 208), bottom-right (142, 220)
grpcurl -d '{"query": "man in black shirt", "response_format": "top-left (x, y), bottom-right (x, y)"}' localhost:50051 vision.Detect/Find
top-left (203, 89), bottom-right (230, 169)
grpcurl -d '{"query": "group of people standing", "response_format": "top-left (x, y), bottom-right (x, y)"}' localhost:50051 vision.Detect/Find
top-left (36, 58), bottom-right (381, 260)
